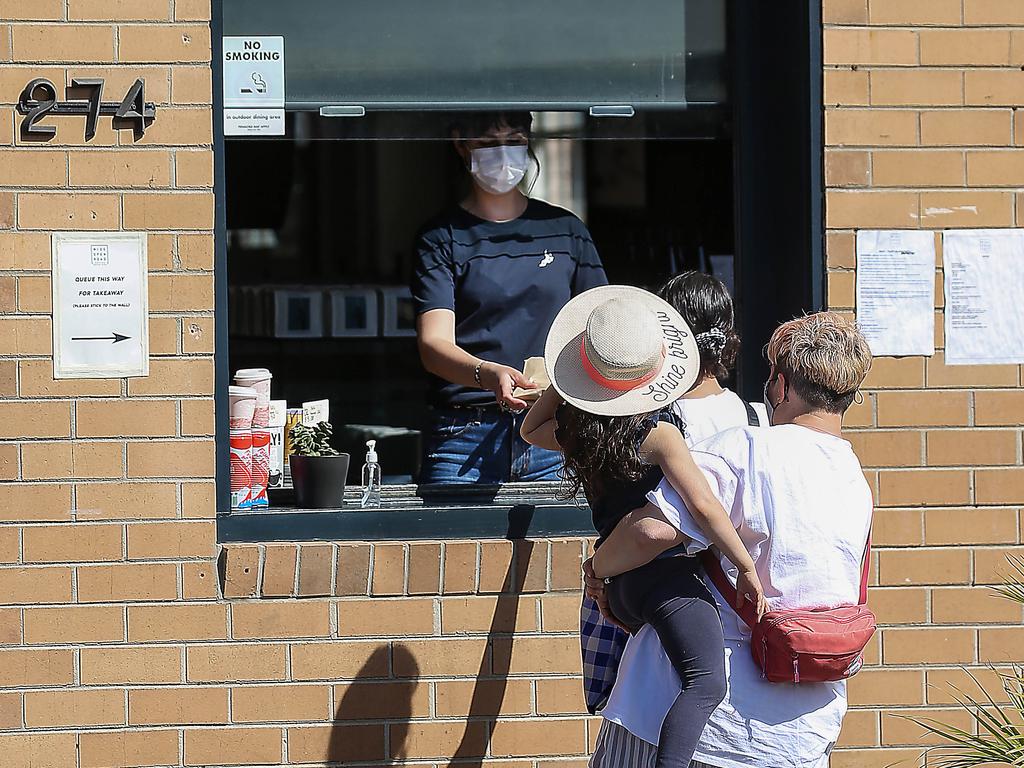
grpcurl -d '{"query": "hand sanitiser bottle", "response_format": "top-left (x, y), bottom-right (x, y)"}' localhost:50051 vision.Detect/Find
top-left (360, 440), bottom-right (381, 508)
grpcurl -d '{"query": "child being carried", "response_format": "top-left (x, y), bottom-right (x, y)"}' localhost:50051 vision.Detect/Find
top-left (522, 285), bottom-right (765, 768)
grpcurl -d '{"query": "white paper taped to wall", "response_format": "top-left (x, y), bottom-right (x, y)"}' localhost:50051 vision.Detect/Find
top-left (856, 230), bottom-right (935, 357)
top-left (944, 229), bottom-right (1024, 366)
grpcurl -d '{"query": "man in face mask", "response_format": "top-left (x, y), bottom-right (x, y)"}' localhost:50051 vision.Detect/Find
top-left (411, 112), bottom-right (608, 485)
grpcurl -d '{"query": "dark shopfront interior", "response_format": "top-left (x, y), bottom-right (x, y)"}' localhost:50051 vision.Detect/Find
top-left (219, 1), bottom-right (822, 486)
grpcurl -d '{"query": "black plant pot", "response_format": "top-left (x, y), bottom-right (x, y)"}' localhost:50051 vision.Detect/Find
top-left (289, 454), bottom-right (350, 509)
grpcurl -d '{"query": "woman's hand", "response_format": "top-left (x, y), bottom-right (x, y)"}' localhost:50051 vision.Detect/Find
top-left (417, 311), bottom-right (534, 410)
top-left (735, 568), bottom-right (767, 621)
top-left (479, 361), bottom-right (534, 411)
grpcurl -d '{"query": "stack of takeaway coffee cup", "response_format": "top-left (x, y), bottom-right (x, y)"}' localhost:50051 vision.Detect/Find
top-left (228, 385), bottom-right (257, 509)
top-left (234, 368), bottom-right (273, 509)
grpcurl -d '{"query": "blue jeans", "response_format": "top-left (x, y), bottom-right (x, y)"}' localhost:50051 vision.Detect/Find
top-left (419, 407), bottom-right (563, 484)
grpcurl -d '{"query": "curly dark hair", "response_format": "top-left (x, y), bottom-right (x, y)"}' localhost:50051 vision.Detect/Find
top-left (556, 403), bottom-right (650, 502)
top-left (658, 271), bottom-right (740, 381)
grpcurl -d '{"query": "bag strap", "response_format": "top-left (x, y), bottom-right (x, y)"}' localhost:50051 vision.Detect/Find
top-left (702, 551), bottom-right (760, 628)
top-left (858, 532), bottom-right (872, 606)
top-left (742, 400), bottom-right (760, 427)
top-left (701, 529), bottom-right (873, 627)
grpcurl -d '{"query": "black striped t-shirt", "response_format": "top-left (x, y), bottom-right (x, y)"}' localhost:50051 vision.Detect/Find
top-left (411, 199), bottom-right (607, 407)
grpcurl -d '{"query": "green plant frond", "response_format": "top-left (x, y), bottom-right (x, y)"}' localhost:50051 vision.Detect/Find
top-left (992, 582), bottom-right (1024, 606)
top-left (904, 662), bottom-right (1024, 768)
top-left (991, 555), bottom-right (1024, 608)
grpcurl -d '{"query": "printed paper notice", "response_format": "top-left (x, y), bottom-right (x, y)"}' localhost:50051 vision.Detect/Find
top-left (856, 230), bottom-right (935, 356)
top-left (222, 36), bottom-right (285, 136)
top-left (944, 229), bottom-right (1024, 366)
top-left (52, 232), bottom-right (149, 379)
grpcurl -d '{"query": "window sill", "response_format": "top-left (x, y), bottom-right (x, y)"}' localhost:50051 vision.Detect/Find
top-left (217, 482), bottom-right (593, 542)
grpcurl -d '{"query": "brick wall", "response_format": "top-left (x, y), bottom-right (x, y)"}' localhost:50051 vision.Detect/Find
top-left (824, 1), bottom-right (1024, 765)
top-left (2, 1), bottom-right (1023, 766)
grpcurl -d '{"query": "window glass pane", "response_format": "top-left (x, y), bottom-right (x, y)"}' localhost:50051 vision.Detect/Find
top-left (226, 130), bottom-right (735, 489)
top-left (223, 0), bottom-right (726, 111)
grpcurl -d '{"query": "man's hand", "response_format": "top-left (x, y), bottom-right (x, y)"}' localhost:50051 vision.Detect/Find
top-left (583, 558), bottom-right (630, 633)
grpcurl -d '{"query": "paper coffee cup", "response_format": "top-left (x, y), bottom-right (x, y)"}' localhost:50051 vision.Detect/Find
top-left (228, 386), bottom-right (258, 431)
top-left (252, 396), bottom-right (271, 429)
top-left (250, 429), bottom-right (271, 507)
top-left (512, 357), bottom-right (551, 400)
top-left (234, 368), bottom-right (272, 399)
top-left (229, 429), bottom-right (253, 509)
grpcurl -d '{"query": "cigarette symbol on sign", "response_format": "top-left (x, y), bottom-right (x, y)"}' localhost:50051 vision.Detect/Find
top-left (240, 72), bottom-right (267, 94)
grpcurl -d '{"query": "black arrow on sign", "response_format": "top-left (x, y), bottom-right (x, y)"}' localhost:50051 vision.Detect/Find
top-left (71, 333), bottom-right (131, 344)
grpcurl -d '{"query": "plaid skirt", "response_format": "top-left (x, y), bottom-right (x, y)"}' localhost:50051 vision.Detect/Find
top-left (580, 594), bottom-right (629, 714)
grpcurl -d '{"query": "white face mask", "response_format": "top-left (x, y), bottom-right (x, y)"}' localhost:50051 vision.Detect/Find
top-left (470, 144), bottom-right (529, 195)
top-left (763, 374), bottom-right (786, 426)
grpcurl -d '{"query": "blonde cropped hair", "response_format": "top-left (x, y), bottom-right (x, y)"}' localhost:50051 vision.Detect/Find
top-left (766, 312), bottom-right (872, 413)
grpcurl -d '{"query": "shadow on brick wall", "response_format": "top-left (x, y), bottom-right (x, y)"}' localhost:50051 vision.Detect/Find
top-left (330, 645), bottom-right (421, 765)
top-left (328, 541), bottom-right (540, 765)
top-left (448, 540), bottom-right (536, 766)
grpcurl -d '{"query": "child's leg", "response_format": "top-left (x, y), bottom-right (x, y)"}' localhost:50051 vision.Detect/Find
top-left (645, 591), bottom-right (726, 768)
top-left (604, 558), bottom-right (727, 768)
top-left (605, 556), bottom-right (695, 633)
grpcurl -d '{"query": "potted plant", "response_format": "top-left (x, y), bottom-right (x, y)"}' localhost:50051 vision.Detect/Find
top-left (288, 421), bottom-right (349, 509)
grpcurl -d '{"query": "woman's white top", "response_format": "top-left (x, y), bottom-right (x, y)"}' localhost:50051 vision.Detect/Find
top-left (601, 423), bottom-right (872, 768)
top-left (671, 389), bottom-right (767, 447)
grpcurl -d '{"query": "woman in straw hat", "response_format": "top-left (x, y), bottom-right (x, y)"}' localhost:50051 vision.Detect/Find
top-left (522, 285), bottom-right (766, 768)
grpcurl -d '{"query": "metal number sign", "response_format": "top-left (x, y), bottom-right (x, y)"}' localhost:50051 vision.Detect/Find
top-left (17, 78), bottom-right (156, 140)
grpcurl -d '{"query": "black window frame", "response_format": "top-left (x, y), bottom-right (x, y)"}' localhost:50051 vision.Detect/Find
top-left (212, 0), bottom-right (825, 541)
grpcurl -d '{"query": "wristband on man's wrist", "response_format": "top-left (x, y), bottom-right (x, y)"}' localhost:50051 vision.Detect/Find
top-left (473, 361), bottom-right (484, 387)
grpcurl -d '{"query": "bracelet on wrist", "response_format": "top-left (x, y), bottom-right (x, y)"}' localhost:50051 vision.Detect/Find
top-left (473, 361), bottom-right (484, 387)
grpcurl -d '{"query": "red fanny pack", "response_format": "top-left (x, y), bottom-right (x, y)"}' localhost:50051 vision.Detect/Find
top-left (702, 538), bottom-right (876, 684)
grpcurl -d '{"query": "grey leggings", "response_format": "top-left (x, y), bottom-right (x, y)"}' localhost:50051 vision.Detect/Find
top-left (606, 557), bottom-right (727, 768)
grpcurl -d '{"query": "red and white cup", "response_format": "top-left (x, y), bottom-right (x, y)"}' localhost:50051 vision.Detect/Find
top-left (252, 395), bottom-right (271, 429)
top-left (229, 429), bottom-right (253, 510)
top-left (234, 368), bottom-right (272, 400)
top-left (250, 429), bottom-right (271, 508)
top-left (228, 386), bottom-right (258, 431)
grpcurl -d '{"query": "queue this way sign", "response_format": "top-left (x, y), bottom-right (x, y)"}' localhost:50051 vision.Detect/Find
top-left (223, 36), bottom-right (285, 136)
top-left (52, 232), bottom-right (149, 379)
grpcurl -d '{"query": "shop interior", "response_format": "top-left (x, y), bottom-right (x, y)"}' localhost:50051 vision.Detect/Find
top-left (226, 115), bottom-right (734, 484)
top-left (220, 1), bottom-right (822, 491)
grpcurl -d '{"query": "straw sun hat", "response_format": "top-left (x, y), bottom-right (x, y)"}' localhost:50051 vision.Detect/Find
top-left (544, 285), bottom-right (700, 417)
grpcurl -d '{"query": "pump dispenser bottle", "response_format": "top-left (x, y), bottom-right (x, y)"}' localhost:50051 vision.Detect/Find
top-left (360, 440), bottom-right (381, 508)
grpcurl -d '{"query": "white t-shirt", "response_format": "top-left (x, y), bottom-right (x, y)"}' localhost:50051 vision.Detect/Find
top-left (602, 424), bottom-right (872, 768)
top-left (672, 389), bottom-right (767, 447)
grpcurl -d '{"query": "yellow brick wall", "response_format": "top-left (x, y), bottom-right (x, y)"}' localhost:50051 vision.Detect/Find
top-left (2, 1), bottom-right (1022, 766)
top-left (825, 1), bottom-right (1024, 765)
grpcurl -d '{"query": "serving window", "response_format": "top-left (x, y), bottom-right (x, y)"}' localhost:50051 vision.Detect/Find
top-left (213, 1), bottom-right (823, 537)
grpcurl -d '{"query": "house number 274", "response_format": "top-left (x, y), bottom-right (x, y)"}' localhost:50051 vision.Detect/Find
top-left (17, 77), bottom-right (157, 140)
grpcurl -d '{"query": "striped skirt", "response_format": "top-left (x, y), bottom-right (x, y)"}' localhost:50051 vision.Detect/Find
top-left (588, 719), bottom-right (714, 768)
